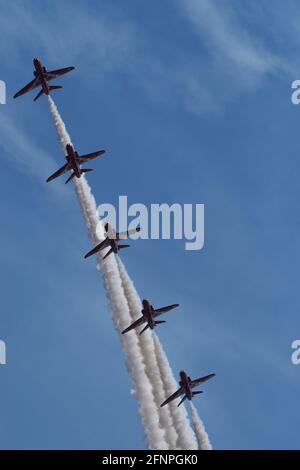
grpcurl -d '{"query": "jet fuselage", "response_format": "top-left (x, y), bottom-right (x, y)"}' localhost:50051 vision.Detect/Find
top-left (112, 239), bottom-right (119, 253)
top-left (65, 144), bottom-right (81, 178)
top-left (142, 299), bottom-right (155, 329)
top-left (33, 58), bottom-right (50, 95)
top-left (179, 370), bottom-right (192, 400)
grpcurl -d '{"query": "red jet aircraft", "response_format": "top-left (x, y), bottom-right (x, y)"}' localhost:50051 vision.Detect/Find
top-left (84, 223), bottom-right (140, 260)
top-left (160, 370), bottom-right (215, 407)
top-left (13, 58), bottom-right (74, 101)
top-left (47, 143), bottom-right (105, 184)
top-left (122, 298), bottom-right (179, 335)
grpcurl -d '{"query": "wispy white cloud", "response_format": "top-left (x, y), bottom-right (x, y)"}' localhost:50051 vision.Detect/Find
top-left (180, 0), bottom-right (282, 76)
top-left (0, 1), bottom-right (293, 114)
top-left (175, 0), bottom-right (287, 112)
top-left (0, 112), bottom-right (70, 200)
top-left (0, 0), bottom-right (295, 189)
top-left (0, 114), bottom-right (53, 177)
top-left (0, 2), bottom-right (135, 74)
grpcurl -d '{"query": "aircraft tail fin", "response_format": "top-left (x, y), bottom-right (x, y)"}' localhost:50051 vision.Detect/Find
top-left (65, 172), bottom-right (76, 184)
top-left (81, 168), bottom-right (93, 174)
top-left (103, 247), bottom-right (114, 260)
top-left (49, 85), bottom-right (62, 91)
top-left (139, 324), bottom-right (150, 335)
top-left (139, 319), bottom-right (166, 335)
top-left (178, 395), bottom-right (188, 407)
top-left (34, 89), bottom-right (45, 101)
top-left (118, 244), bottom-right (130, 251)
top-left (33, 85), bottom-right (62, 101)
top-left (192, 391), bottom-right (203, 397)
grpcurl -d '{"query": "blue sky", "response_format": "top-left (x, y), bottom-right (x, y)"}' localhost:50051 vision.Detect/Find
top-left (0, 0), bottom-right (300, 449)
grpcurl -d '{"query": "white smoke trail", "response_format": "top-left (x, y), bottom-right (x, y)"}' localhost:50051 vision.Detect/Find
top-left (47, 96), bottom-right (168, 450)
top-left (47, 95), bottom-right (209, 451)
top-left (190, 402), bottom-right (212, 450)
top-left (152, 334), bottom-right (198, 450)
top-left (116, 257), bottom-right (178, 449)
top-left (48, 97), bottom-right (72, 151)
top-left (116, 257), bottom-right (198, 450)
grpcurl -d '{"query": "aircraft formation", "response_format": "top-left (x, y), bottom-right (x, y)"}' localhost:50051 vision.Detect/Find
top-left (14, 58), bottom-right (215, 408)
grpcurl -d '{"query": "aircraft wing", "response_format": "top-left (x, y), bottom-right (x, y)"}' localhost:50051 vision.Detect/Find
top-left (117, 227), bottom-right (141, 240)
top-left (160, 387), bottom-right (184, 407)
top-left (45, 66), bottom-right (75, 80)
top-left (190, 373), bottom-right (216, 388)
top-left (84, 238), bottom-right (110, 258)
top-left (46, 162), bottom-right (70, 182)
top-left (78, 150), bottom-right (106, 163)
top-left (121, 316), bottom-right (145, 334)
top-left (13, 78), bottom-right (40, 98)
top-left (153, 304), bottom-right (179, 317)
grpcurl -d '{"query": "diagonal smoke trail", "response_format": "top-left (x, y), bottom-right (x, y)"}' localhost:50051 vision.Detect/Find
top-left (47, 95), bottom-right (208, 450)
top-left (116, 258), bottom-right (198, 450)
top-left (47, 96), bottom-right (168, 450)
top-left (190, 402), bottom-right (212, 450)
top-left (48, 97), bottom-right (71, 152)
top-left (152, 334), bottom-right (198, 449)
top-left (74, 179), bottom-right (169, 450)
top-left (116, 257), bottom-right (178, 449)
